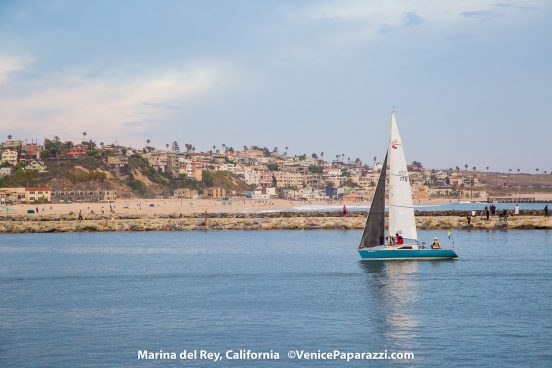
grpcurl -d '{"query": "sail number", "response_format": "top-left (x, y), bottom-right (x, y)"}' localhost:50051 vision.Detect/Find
top-left (398, 170), bottom-right (409, 182)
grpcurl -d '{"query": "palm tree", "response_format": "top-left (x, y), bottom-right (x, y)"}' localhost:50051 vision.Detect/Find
top-left (536, 168), bottom-right (540, 186)
top-left (7, 134), bottom-right (12, 140)
top-left (146, 139), bottom-right (151, 146)
top-left (373, 156), bottom-right (377, 167)
top-left (82, 131), bottom-right (87, 143)
top-left (464, 164), bottom-right (468, 172)
top-left (285, 146), bottom-right (288, 156)
top-left (165, 143), bottom-right (169, 150)
top-left (320, 152), bottom-right (324, 161)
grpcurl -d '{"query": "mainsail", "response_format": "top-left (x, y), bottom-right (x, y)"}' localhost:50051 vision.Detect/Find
top-left (358, 152), bottom-right (388, 248)
top-left (388, 112), bottom-right (418, 240)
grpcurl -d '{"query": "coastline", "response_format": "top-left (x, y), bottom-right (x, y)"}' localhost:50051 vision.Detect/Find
top-left (1, 211), bottom-right (551, 233)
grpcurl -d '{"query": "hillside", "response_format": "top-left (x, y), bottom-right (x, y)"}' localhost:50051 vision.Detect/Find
top-left (0, 156), bottom-right (252, 198)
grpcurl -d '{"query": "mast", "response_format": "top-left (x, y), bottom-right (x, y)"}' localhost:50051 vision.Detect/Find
top-left (387, 112), bottom-right (418, 240)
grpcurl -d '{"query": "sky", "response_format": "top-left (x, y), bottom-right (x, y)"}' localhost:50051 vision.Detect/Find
top-left (0, 0), bottom-right (551, 172)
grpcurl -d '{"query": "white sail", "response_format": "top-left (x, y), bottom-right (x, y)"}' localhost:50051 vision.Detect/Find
top-left (388, 112), bottom-right (418, 240)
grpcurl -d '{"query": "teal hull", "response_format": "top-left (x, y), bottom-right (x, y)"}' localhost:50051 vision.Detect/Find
top-left (358, 248), bottom-right (458, 261)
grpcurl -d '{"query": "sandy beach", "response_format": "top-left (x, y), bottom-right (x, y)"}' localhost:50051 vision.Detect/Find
top-left (3, 197), bottom-right (465, 217)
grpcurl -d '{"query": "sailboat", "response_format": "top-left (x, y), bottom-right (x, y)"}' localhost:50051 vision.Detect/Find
top-left (358, 112), bottom-right (458, 261)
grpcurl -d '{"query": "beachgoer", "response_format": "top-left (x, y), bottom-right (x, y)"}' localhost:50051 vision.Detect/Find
top-left (467, 213), bottom-right (472, 225)
top-left (431, 238), bottom-right (440, 249)
top-left (501, 209), bottom-right (508, 221)
top-left (490, 204), bottom-right (496, 216)
top-left (545, 205), bottom-right (549, 217)
top-left (471, 210), bottom-right (476, 217)
top-left (342, 205), bottom-right (347, 216)
top-left (514, 204), bottom-right (520, 216)
top-left (78, 210), bottom-right (83, 221)
top-left (485, 207), bottom-right (490, 221)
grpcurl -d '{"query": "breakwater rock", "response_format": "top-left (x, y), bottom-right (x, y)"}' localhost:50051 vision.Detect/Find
top-left (0, 211), bottom-right (551, 233)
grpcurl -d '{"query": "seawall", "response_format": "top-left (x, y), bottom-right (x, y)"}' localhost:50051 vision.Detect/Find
top-left (0, 211), bottom-right (551, 233)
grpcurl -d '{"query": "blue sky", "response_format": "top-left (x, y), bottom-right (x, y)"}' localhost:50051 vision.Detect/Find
top-left (0, 0), bottom-right (551, 171)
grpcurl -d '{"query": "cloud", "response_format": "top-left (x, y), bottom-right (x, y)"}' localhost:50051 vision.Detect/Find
top-left (0, 62), bottom-right (230, 143)
top-left (301, 0), bottom-right (541, 42)
top-left (403, 11), bottom-right (424, 26)
top-left (0, 55), bottom-right (30, 84)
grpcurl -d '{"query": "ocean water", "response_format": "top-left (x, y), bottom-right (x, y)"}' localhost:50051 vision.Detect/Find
top-left (1, 230), bottom-right (551, 367)
top-left (249, 202), bottom-right (551, 213)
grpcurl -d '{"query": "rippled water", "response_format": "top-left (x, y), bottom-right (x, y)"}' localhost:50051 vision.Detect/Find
top-left (1, 230), bottom-right (551, 367)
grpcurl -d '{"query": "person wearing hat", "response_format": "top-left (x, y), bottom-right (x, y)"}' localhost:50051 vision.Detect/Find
top-left (431, 238), bottom-right (440, 249)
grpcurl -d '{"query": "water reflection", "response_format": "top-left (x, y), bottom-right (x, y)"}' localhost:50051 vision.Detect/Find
top-left (360, 261), bottom-right (420, 345)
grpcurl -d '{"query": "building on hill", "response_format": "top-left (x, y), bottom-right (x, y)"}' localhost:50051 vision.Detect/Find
top-left (0, 167), bottom-right (12, 177)
top-left (107, 155), bottom-right (129, 179)
top-left (21, 143), bottom-right (42, 161)
top-left (1, 140), bottom-right (23, 150)
top-left (1, 150), bottom-right (18, 165)
top-left (24, 160), bottom-right (48, 173)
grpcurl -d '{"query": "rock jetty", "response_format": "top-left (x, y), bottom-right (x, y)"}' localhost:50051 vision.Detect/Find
top-left (0, 210), bottom-right (551, 233)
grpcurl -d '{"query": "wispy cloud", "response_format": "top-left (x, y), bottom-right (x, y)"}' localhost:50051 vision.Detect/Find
top-left (0, 62), bottom-right (229, 142)
top-left (403, 11), bottom-right (424, 27)
top-left (0, 55), bottom-right (30, 84)
top-left (301, 0), bottom-right (541, 42)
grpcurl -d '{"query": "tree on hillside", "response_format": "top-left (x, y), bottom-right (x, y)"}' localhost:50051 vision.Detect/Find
top-left (172, 141), bottom-right (180, 153)
top-left (7, 134), bottom-right (12, 140)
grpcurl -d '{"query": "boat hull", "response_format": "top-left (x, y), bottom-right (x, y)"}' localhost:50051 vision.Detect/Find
top-left (358, 248), bottom-right (458, 261)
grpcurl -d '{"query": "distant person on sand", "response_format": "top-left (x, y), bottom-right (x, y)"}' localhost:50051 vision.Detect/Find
top-left (490, 204), bottom-right (496, 216)
top-left (545, 205), bottom-right (549, 217)
top-left (467, 213), bottom-right (472, 225)
top-left (514, 204), bottom-right (520, 216)
top-left (342, 205), bottom-right (347, 216)
top-left (485, 206), bottom-right (490, 221)
top-left (78, 210), bottom-right (83, 220)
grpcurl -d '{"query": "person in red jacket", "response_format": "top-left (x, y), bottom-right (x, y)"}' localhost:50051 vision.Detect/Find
top-left (342, 205), bottom-right (347, 216)
top-left (396, 232), bottom-right (404, 245)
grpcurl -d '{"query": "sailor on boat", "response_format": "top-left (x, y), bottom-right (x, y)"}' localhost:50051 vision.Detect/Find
top-left (431, 238), bottom-right (440, 249)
